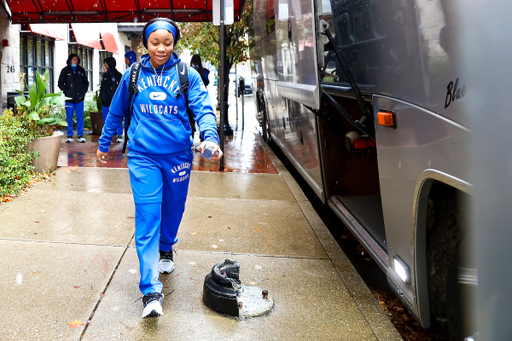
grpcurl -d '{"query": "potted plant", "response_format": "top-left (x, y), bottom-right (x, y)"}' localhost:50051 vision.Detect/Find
top-left (14, 69), bottom-right (68, 173)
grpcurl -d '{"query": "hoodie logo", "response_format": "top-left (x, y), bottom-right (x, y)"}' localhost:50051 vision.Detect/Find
top-left (179, 171), bottom-right (186, 176)
top-left (149, 92), bottom-right (167, 101)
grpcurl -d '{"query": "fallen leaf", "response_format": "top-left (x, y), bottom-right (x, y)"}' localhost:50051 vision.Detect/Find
top-left (34, 221), bottom-right (39, 223)
top-left (126, 216), bottom-right (135, 219)
top-left (73, 286), bottom-right (81, 289)
top-left (254, 228), bottom-right (259, 231)
top-left (249, 281), bottom-right (258, 285)
top-left (67, 320), bottom-right (84, 328)
top-left (175, 274), bottom-right (180, 277)
top-left (227, 226), bottom-right (231, 229)
top-left (208, 216), bottom-right (212, 218)
top-left (191, 232), bottom-right (197, 235)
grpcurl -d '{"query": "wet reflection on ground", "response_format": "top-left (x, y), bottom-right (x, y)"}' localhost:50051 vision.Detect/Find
top-left (58, 131), bottom-right (278, 174)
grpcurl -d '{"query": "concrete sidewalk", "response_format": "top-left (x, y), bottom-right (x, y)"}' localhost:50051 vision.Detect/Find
top-left (0, 134), bottom-right (402, 341)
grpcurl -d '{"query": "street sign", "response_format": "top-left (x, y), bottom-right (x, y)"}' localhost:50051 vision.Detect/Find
top-left (213, 0), bottom-right (234, 25)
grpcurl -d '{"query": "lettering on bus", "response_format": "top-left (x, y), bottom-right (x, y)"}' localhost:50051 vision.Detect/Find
top-left (445, 77), bottom-right (466, 109)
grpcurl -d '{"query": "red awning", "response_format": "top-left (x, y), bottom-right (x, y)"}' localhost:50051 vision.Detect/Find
top-left (71, 23), bottom-right (102, 49)
top-left (100, 31), bottom-right (119, 54)
top-left (6, 0), bottom-right (247, 24)
top-left (29, 24), bottom-right (67, 40)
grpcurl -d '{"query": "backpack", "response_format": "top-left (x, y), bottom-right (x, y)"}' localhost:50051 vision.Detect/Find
top-left (122, 61), bottom-right (194, 153)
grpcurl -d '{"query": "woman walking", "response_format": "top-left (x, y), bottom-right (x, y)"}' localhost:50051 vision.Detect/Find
top-left (96, 18), bottom-right (222, 318)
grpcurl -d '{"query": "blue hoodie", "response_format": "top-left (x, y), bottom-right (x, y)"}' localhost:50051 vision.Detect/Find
top-left (99, 53), bottom-right (219, 157)
top-left (125, 51), bottom-right (137, 67)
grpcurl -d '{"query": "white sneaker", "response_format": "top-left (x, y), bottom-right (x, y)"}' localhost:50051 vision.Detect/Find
top-left (159, 250), bottom-right (175, 274)
top-left (66, 137), bottom-right (73, 143)
top-left (77, 136), bottom-right (86, 143)
top-left (142, 292), bottom-right (164, 318)
top-left (116, 137), bottom-right (123, 143)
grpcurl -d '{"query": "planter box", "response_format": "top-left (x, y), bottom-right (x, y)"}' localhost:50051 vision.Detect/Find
top-left (28, 134), bottom-right (62, 173)
top-left (90, 111), bottom-right (104, 135)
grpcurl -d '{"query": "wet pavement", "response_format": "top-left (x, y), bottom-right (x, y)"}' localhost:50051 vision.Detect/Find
top-left (0, 94), bottom-right (402, 340)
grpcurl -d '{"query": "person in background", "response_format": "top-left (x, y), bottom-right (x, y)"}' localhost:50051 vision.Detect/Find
top-left (96, 17), bottom-right (223, 319)
top-left (190, 54), bottom-right (210, 150)
top-left (190, 54), bottom-right (210, 86)
top-left (58, 54), bottom-right (89, 143)
top-left (125, 51), bottom-right (137, 68)
top-left (100, 57), bottom-right (124, 143)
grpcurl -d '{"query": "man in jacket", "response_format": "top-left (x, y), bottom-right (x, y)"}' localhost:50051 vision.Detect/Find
top-left (100, 57), bottom-right (124, 143)
top-left (58, 54), bottom-right (89, 143)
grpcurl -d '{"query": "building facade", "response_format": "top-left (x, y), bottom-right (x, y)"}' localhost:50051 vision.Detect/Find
top-left (0, 8), bottom-right (143, 111)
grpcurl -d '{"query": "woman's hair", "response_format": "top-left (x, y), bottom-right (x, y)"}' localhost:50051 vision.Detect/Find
top-left (142, 18), bottom-right (181, 49)
top-left (190, 54), bottom-right (206, 79)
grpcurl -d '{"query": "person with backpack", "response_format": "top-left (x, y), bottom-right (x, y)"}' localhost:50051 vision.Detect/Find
top-left (100, 57), bottom-right (123, 143)
top-left (190, 54), bottom-right (209, 86)
top-left (190, 54), bottom-right (210, 150)
top-left (96, 17), bottom-right (222, 319)
top-left (58, 54), bottom-right (89, 143)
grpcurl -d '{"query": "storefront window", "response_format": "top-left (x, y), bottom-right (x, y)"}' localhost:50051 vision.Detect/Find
top-left (19, 32), bottom-right (54, 92)
top-left (36, 39), bottom-right (42, 66)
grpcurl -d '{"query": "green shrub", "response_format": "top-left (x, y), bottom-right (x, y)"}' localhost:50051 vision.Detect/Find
top-left (0, 109), bottom-right (38, 197)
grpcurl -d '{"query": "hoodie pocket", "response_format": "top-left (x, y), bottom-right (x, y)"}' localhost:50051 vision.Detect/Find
top-left (130, 118), bottom-right (191, 155)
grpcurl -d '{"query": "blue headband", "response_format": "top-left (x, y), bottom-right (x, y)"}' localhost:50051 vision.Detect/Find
top-left (145, 21), bottom-right (177, 43)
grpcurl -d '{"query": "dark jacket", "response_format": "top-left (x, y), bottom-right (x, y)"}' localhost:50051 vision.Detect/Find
top-left (202, 69), bottom-right (210, 87)
top-left (100, 57), bottom-right (123, 107)
top-left (58, 54), bottom-right (89, 104)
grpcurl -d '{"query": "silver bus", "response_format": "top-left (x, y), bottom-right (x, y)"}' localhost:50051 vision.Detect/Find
top-left (250, 0), bottom-right (473, 339)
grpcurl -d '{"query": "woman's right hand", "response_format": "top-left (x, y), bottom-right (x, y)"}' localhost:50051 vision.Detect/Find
top-left (96, 149), bottom-right (109, 164)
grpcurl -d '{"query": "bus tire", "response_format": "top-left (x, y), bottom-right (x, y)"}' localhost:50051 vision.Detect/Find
top-left (447, 242), bottom-right (474, 341)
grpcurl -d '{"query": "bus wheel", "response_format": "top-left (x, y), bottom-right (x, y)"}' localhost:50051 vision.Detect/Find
top-left (447, 242), bottom-right (475, 341)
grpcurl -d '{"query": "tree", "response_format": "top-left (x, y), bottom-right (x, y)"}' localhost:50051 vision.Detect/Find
top-left (179, 0), bottom-right (254, 111)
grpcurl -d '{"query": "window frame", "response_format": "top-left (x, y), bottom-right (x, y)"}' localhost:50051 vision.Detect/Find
top-left (19, 30), bottom-right (55, 93)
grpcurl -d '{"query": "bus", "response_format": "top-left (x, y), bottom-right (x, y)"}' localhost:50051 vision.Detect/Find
top-left (250, 0), bottom-right (473, 339)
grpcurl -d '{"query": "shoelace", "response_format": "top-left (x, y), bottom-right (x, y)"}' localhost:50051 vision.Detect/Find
top-left (134, 289), bottom-right (174, 303)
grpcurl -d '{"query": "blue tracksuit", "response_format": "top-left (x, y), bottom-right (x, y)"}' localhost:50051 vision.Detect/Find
top-left (98, 53), bottom-right (218, 295)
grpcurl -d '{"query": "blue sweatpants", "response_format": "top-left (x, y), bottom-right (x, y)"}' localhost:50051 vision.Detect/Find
top-left (102, 105), bottom-right (124, 136)
top-left (128, 149), bottom-right (194, 295)
top-left (65, 101), bottom-right (84, 137)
